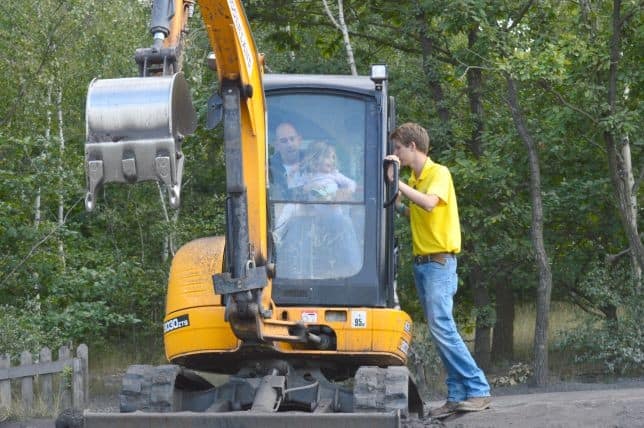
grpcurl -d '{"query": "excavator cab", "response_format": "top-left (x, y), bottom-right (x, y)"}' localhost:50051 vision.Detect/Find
top-left (265, 72), bottom-right (398, 309)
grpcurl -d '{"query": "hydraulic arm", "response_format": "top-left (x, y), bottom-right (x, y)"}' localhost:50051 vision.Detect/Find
top-left (84, 0), bottom-right (305, 344)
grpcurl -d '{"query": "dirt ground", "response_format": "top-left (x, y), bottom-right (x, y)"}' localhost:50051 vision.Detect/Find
top-left (427, 386), bottom-right (644, 427)
top-left (2, 379), bottom-right (643, 427)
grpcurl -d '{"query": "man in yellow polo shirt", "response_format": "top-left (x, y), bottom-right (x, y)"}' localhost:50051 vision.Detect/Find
top-left (386, 122), bottom-right (491, 418)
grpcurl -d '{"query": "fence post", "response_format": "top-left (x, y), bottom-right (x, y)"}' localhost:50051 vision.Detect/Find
top-left (0, 354), bottom-right (10, 410)
top-left (20, 351), bottom-right (33, 411)
top-left (78, 344), bottom-right (89, 406)
top-left (58, 346), bottom-right (71, 409)
top-left (40, 347), bottom-right (53, 411)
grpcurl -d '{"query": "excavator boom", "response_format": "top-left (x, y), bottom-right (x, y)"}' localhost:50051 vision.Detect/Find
top-left (84, 0), bottom-right (302, 344)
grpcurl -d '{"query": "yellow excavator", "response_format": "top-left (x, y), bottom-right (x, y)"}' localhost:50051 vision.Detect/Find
top-left (63, 0), bottom-right (425, 426)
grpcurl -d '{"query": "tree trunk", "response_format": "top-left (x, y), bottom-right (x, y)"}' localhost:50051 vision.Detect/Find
top-left (603, 0), bottom-right (643, 285)
top-left (492, 280), bottom-right (514, 363)
top-left (579, 0), bottom-right (598, 38)
top-left (465, 25), bottom-right (492, 369)
top-left (322, 0), bottom-right (357, 76)
top-left (36, 86), bottom-right (53, 229)
top-left (416, 5), bottom-right (451, 145)
top-left (56, 87), bottom-right (66, 269)
top-left (505, 74), bottom-right (553, 386)
top-left (466, 27), bottom-right (484, 158)
top-left (34, 190), bottom-right (41, 228)
top-left (472, 264), bottom-right (491, 370)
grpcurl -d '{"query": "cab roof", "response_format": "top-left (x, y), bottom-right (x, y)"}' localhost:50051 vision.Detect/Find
top-left (263, 73), bottom-right (376, 96)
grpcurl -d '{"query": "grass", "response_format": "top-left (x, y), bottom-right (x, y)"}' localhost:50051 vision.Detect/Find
top-left (512, 301), bottom-right (586, 362)
top-left (0, 377), bottom-right (69, 422)
top-left (88, 339), bottom-right (166, 397)
top-left (510, 301), bottom-right (606, 379)
top-left (457, 300), bottom-right (594, 379)
top-left (461, 301), bottom-right (586, 362)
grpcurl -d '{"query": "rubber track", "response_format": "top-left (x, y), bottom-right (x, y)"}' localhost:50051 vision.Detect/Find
top-left (120, 364), bottom-right (185, 413)
top-left (120, 364), bottom-right (154, 412)
top-left (353, 366), bottom-right (409, 418)
top-left (150, 364), bottom-right (182, 412)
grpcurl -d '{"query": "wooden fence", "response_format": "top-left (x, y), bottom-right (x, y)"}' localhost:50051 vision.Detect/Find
top-left (0, 344), bottom-right (88, 411)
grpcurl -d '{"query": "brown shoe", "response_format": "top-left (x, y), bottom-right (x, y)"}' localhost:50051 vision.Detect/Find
top-left (429, 401), bottom-right (460, 419)
top-left (456, 396), bottom-right (492, 412)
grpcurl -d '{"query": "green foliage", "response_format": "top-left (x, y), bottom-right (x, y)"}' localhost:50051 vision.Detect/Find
top-left (472, 303), bottom-right (496, 329)
top-left (0, 0), bottom-right (160, 353)
top-left (0, 0), bottom-right (641, 378)
top-left (0, 301), bottom-right (64, 360)
top-left (46, 301), bottom-right (141, 347)
top-left (61, 365), bottom-right (74, 391)
top-left (574, 260), bottom-right (634, 310)
top-left (556, 304), bottom-right (643, 376)
top-left (555, 263), bottom-right (643, 375)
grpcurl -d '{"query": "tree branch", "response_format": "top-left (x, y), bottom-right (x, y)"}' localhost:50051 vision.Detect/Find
top-left (506, 0), bottom-right (536, 31)
top-left (538, 80), bottom-right (598, 124)
top-left (566, 291), bottom-right (604, 318)
top-left (257, 8), bottom-right (458, 65)
top-left (321, 0), bottom-right (341, 30)
top-left (311, 19), bottom-right (458, 65)
top-left (606, 248), bottom-right (631, 265)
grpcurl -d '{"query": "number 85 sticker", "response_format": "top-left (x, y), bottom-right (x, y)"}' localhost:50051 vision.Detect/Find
top-left (351, 311), bottom-right (367, 328)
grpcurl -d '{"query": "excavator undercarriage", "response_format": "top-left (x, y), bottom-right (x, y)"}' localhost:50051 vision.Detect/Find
top-left (59, 362), bottom-right (423, 427)
top-left (113, 361), bottom-right (421, 417)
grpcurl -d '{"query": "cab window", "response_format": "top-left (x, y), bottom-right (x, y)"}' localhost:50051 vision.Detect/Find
top-left (267, 93), bottom-right (366, 280)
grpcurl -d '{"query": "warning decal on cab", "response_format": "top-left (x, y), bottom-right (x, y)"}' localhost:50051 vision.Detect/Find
top-left (301, 312), bottom-right (318, 323)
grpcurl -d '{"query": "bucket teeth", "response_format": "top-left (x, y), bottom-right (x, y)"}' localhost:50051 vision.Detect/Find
top-left (155, 156), bottom-right (172, 185)
top-left (122, 158), bottom-right (137, 181)
top-left (85, 160), bottom-right (104, 211)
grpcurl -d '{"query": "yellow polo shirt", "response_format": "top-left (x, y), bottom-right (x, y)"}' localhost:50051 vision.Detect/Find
top-left (408, 158), bottom-right (461, 255)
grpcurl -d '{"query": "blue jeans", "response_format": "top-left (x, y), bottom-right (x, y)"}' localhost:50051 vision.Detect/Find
top-left (413, 256), bottom-right (490, 402)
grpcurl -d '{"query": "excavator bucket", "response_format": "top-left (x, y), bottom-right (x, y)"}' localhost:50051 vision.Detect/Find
top-left (84, 73), bottom-right (197, 211)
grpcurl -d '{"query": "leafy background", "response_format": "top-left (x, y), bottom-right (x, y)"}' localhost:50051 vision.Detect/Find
top-left (0, 0), bottom-right (641, 382)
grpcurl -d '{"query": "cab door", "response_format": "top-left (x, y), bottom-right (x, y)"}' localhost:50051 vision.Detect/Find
top-left (265, 87), bottom-right (389, 308)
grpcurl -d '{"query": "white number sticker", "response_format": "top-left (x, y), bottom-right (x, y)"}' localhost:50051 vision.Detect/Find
top-left (351, 311), bottom-right (367, 328)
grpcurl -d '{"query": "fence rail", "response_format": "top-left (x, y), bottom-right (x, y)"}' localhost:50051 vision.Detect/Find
top-left (0, 344), bottom-right (88, 411)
